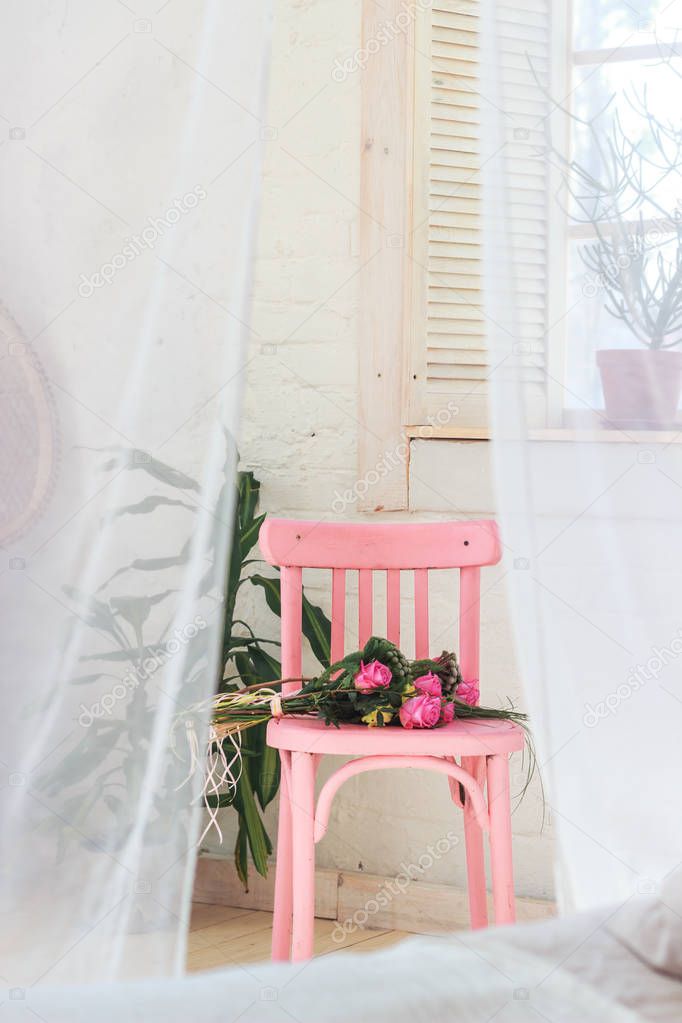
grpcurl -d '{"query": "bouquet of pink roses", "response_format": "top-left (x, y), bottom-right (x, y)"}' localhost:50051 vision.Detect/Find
top-left (191, 637), bottom-right (534, 850)
top-left (210, 636), bottom-right (526, 739)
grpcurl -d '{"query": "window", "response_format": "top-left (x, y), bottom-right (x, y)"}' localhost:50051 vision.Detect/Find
top-left (564, 2), bottom-right (682, 421)
top-left (357, 1), bottom-right (679, 510)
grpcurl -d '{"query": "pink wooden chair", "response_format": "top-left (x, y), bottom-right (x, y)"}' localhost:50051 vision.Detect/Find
top-left (260, 518), bottom-right (524, 961)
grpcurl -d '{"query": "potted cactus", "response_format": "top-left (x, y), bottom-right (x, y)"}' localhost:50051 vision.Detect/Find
top-left (582, 216), bottom-right (682, 428)
top-left (559, 90), bottom-right (682, 427)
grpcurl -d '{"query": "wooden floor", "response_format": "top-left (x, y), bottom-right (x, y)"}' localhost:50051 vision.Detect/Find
top-left (187, 903), bottom-right (409, 972)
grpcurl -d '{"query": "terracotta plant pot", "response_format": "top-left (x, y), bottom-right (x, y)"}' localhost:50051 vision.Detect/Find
top-left (596, 348), bottom-right (682, 429)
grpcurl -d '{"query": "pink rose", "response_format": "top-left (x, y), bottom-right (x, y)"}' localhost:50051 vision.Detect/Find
top-left (440, 701), bottom-right (455, 724)
top-left (399, 693), bottom-right (441, 729)
top-left (414, 672), bottom-right (442, 698)
top-left (354, 659), bottom-right (392, 693)
top-left (457, 678), bottom-right (479, 706)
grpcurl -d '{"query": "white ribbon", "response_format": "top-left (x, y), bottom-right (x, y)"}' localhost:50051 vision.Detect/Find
top-left (197, 726), bottom-right (243, 846)
top-left (171, 686), bottom-right (284, 846)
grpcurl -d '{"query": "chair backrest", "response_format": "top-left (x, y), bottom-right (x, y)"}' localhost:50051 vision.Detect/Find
top-left (259, 519), bottom-right (502, 695)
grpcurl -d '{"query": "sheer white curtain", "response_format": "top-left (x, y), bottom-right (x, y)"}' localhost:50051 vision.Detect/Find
top-left (0, 0), bottom-right (272, 986)
top-left (4, 2), bottom-right (682, 1020)
top-left (481, 0), bottom-right (682, 911)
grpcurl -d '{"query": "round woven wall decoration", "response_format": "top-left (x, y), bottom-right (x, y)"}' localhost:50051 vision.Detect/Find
top-left (0, 303), bottom-right (60, 545)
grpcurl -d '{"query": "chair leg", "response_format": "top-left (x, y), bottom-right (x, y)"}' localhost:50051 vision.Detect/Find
top-left (487, 753), bottom-right (516, 925)
top-left (271, 751), bottom-right (293, 960)
top-left (461, 755), bottom-right (488, 929)
top-left (290, 750), bottom-right (316, 961)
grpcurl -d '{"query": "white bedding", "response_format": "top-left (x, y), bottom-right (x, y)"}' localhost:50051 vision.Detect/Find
top-left (510, 906), bottom-right (682, 1022)
top-left (18, 897), bottom-right (682, 1023)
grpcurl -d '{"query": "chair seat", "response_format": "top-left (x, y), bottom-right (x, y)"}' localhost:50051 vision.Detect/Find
top-left (267, 715), bottom-right (525, 756)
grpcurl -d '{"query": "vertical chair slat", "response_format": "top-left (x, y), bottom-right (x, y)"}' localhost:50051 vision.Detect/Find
top-left (386, 569), bottom-right (401, 646)
top-left (358, 569), bottom-right (373, 647)
top-left (331, 569), bottom-right (346, 663)
top-left (281, 566), bottom-right (302, 695)
top-left (459, 565), bottom-right (481, 692)
top-left (414, 569), bottom-right (429, 658)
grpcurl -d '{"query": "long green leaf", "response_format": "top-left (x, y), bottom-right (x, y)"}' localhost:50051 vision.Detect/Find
top-left (234, 821), bottom-right (249, 889)
top-left (222, 484), bottom-right (243, 648)
top-left (249, 574), bottom-right (331, 667)
top-left (248, 573), bottom-right (280, 615)
top-left (106, 449), bottom-right (200, 491)
top-left (232, 644), bottom-right (281, 687)
top-left (241, 715), bottom-right (280, 811)
top-left (204, 792), bottom-right (236, 809)
top-left (248, 644), bottom-right (282, 683)
top-left (240, 511), bottom-right (265, 560)
top-left (96, 542), bottom-right (192, 591)
top-left (80, 645), bottom-right (167, 662)
top-left (62, 586), bottom-right (123, 641)
top-left (238, 471), bottom-right (260, 533)
top-left (232, 765), bottom-right (272, 881)
top-left (230, 648), bottom-right (281, 872)
top-left (256, 736), bottom-right (280, 809)
top-left (301, 591), bottom-right (331, 668)
top-left (112, 495), bottom-right (196, 517)
top-left (109, 591), bottom-right (174, 634)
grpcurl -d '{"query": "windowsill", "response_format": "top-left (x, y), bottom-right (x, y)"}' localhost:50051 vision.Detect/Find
top-left (406, 425), bottom-right (682, 443)
top-left (406, 426), bottom-right (491, 440)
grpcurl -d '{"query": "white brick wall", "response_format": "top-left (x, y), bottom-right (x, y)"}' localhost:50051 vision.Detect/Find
top-left (206, 0), bottom-right (555, 902)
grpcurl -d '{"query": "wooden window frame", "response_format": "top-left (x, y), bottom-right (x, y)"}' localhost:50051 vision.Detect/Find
top-left (358, 0), bottom-right (416, 511)
top-left (357, 0), bottom-right (590, 511)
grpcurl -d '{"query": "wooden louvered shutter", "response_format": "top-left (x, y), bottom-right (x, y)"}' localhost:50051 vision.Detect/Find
top-left (405, 0), bottom-right (550, 430)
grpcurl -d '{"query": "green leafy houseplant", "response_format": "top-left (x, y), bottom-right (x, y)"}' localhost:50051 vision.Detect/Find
top-left (216, 469), bottom-right (331, 886)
